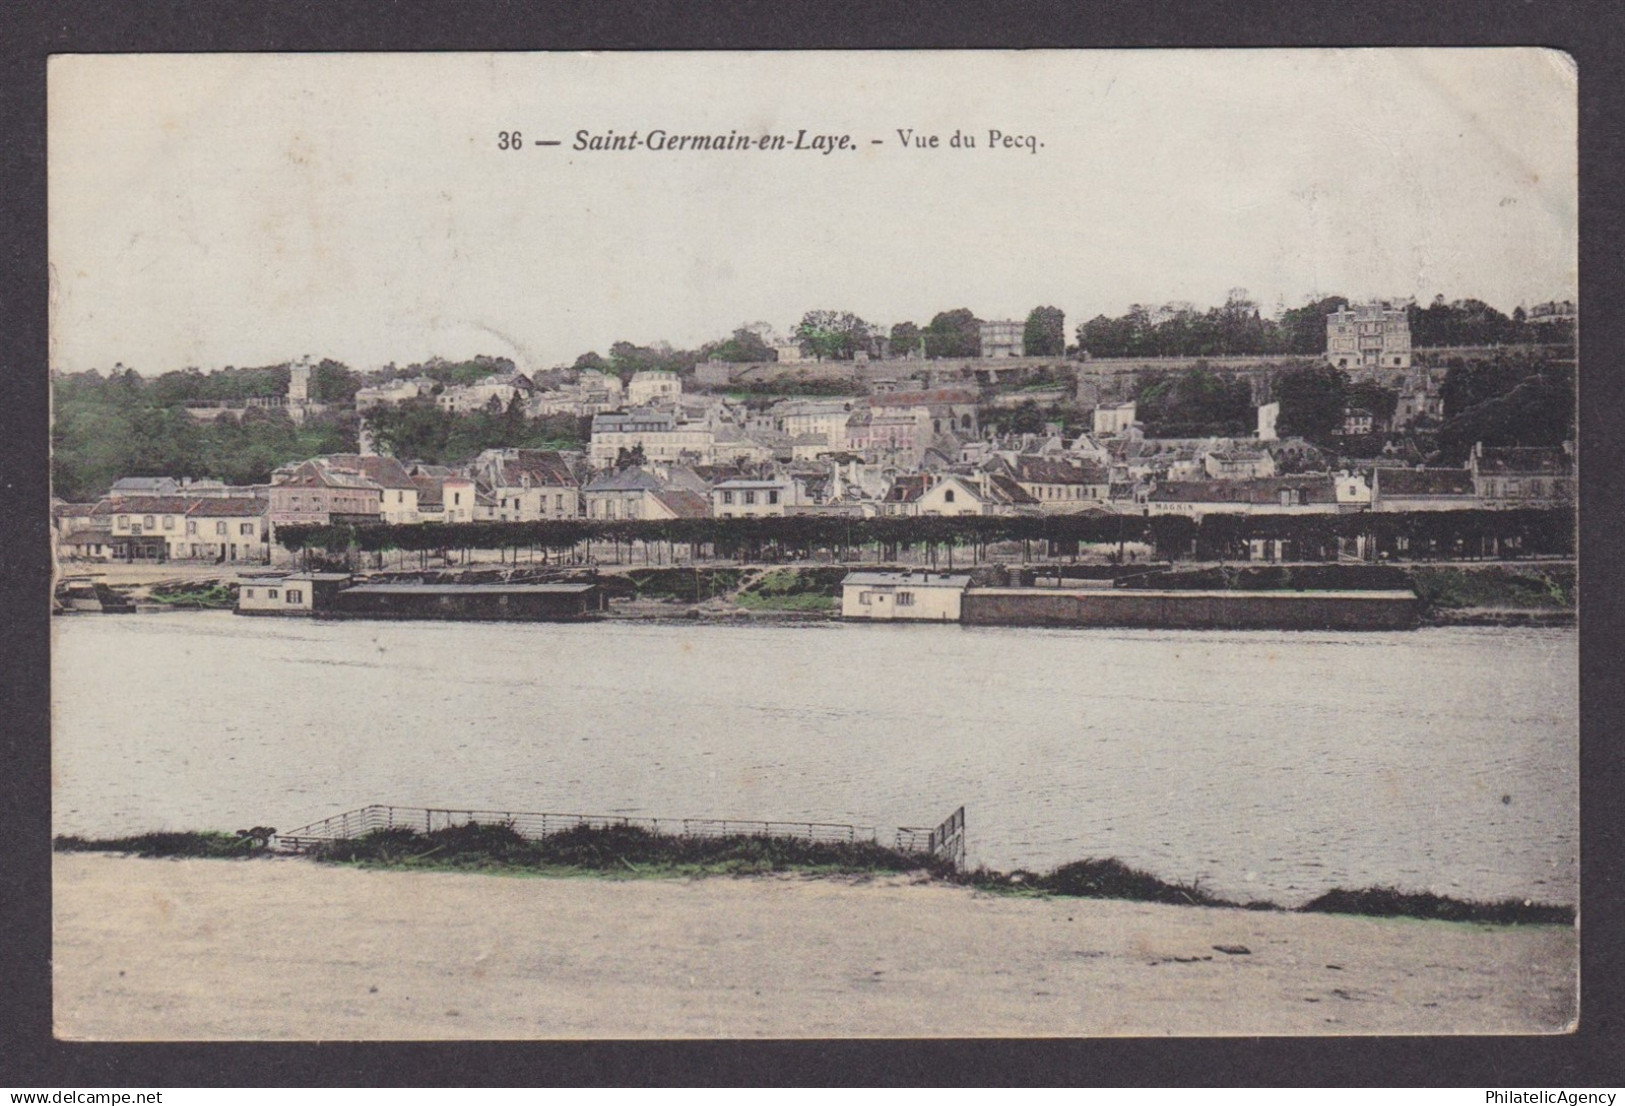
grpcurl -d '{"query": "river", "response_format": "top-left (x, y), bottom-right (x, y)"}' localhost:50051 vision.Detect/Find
top-left (51, 613), bottom-right (1578, 907)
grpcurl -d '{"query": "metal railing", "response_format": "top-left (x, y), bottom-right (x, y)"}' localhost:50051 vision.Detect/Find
top-left (896, 805), bottom-right (966, 868)
top-left (277, 804), bottom-right (882, 854)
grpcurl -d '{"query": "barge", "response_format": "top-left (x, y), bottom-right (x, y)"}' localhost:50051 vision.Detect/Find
top-left (236, 573), bottom-right (606, 622)
top-left (841, 571), bottom-right (1419, 631)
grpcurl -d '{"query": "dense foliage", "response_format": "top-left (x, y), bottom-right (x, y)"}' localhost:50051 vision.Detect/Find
top-left (1434, 354), bottom-right (1574, 463)
top-left (1132, 365), bottom-right (1255, 437)
top-left (51, 368), bottom-right (357, 499)
top-left (363, 396), bottom-right (585, 463)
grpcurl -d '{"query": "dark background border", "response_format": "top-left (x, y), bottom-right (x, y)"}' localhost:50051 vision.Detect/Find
top-left (3, 0), bottom-right (1620, 1088)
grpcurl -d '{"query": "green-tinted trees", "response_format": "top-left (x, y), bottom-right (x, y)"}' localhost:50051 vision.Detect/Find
top-left (925, 308), bottom-right (982, 358)
top-left (1023, 306), bottom-right (1066, 357)
top-left (794, 311), bottom-right (872, 361)
top-left (889, 322), bottom-right (924, 359)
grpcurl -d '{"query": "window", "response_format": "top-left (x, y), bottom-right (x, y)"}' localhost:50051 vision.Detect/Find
top-left (859, 592), bottom-right (872, 605)
top-left (744, 490), bottom-right (756, 505)
top-left (117, 515), bottom-right (128, 528)
top-left (896, 592), bottom-right (915, 606)
top-left (722, 490), bottom-right (733, 505)
top-left (768, 489), bottom-right (779, 505)
top-left (268, 589), bottom-right (280, 600)
top-left (397, 491), bottom-right (404, 503)
top-left (143, 515), bottom-right (155, 529)
top-left (943, 490), bottom-right (955, 503)
top-left (244, 588), bottom-right (254, 598)
top-left (285, 589), bottom-right (302, 604)
top-left (453, 492), bottom-right (461, 505)
top-left (163, 515), bottom-right (175, 530)
top-left (216, 521), bottom-right (228, 535)
top-left (186, 520), bottom-right (197, 535)
top-left (240, 522), bottom-right (254, 535)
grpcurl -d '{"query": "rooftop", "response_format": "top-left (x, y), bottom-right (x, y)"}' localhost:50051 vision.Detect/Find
top-left (842, 571), bottom-right (973, 589)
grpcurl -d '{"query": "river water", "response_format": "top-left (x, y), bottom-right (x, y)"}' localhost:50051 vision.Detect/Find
top-left (51, 613), bottom-right (1578, 907)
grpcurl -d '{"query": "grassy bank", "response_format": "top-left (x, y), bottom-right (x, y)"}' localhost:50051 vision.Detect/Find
top-left (145, 579), bottom-right (238, 609)
top-left (733, 567), bottom-right (846, 611)
top-left (53, 825), bottom-right (1574, 926)
top-left (1408, 565), bottom-right (1575, 611)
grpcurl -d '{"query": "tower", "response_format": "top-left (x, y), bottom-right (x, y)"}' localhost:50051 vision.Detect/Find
top-left (288, 358), bottom-right (312, 405)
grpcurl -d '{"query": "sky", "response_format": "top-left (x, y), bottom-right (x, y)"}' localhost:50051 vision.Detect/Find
top-left (48, 49), bottom-right (1577, 376)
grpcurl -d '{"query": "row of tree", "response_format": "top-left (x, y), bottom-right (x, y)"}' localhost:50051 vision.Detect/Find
top-left (579, 291), bottom-right (1572, 378)
top-left (571, 305), bottom-right (1070, 376)
top-left (276, 507), bottom-right (1573, 567)
top-left (1076, 293), bottom-right (1574, 360)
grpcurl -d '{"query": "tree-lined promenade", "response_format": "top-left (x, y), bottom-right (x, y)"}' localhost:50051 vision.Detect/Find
top-left (275, 507), bottom-right (1574, 570)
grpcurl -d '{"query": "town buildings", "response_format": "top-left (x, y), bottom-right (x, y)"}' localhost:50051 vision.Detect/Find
top-left (436, 371), bottom-right (535, 414)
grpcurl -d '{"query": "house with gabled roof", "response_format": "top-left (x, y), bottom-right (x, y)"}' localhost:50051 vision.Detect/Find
top-left (915, 473), bottom-right (1039, 517)
top-left (582, 466), bottom-right (711, 521)
top-left (1469, 442), bottom-right (1575, 508)
top-left (88, 495), bottom-right (271, 562)
top-left (310, 454), bottom-right (420, 523)
top-left (267, 461), bottom-right (386, 532)
top-left (468, 447), bottom-right (579, 521)
top-left (1009, 457), bottom-right (1112, 512)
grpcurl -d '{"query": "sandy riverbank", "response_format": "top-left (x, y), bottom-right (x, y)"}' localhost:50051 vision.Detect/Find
top-left (53, 854), bottom-right (1577, 1039)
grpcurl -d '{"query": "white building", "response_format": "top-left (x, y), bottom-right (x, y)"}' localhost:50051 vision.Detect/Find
top-left (1326, 301), bottom-right (1412, 370)
top-left (978, 319), bottom-right (1025, 358)
top-left (841, 571), bottom-right (971, 622)
top-left (1334, 470), bottom-right (1372, 508)
top-left (1256, 401), bottom-right (1280, 441)
top-left (712, 477), bottom-right (791, 518)
top-left (1093, 401), bottom-right (1138, 437)
top-left (627, 370), bottom-right (682, 407)
top-left (589, 410), bottom-right (715, 466)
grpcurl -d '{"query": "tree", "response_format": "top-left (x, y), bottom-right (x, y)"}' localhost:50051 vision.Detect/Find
top-left (313, 359), bottom-right (361, 406)
top-left (1278, 295), bottom-right (1349, 355)
top-left (1023, 306), bottom-right (1066, 357)
top-left (705, 327), bottom-right (775, 363)
top-left (889, 321), bottom-right (924, 359)
top-left (573, 351), bottom-right (610, 373)
top-left (1274, 364), bottom-right (1349, 442)
top-left (925, 308), bottom-right (981, 358)
top-left (615, 444), bottom-right (647, 470)
top-left (794, 311), bottom-right (872, 361)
